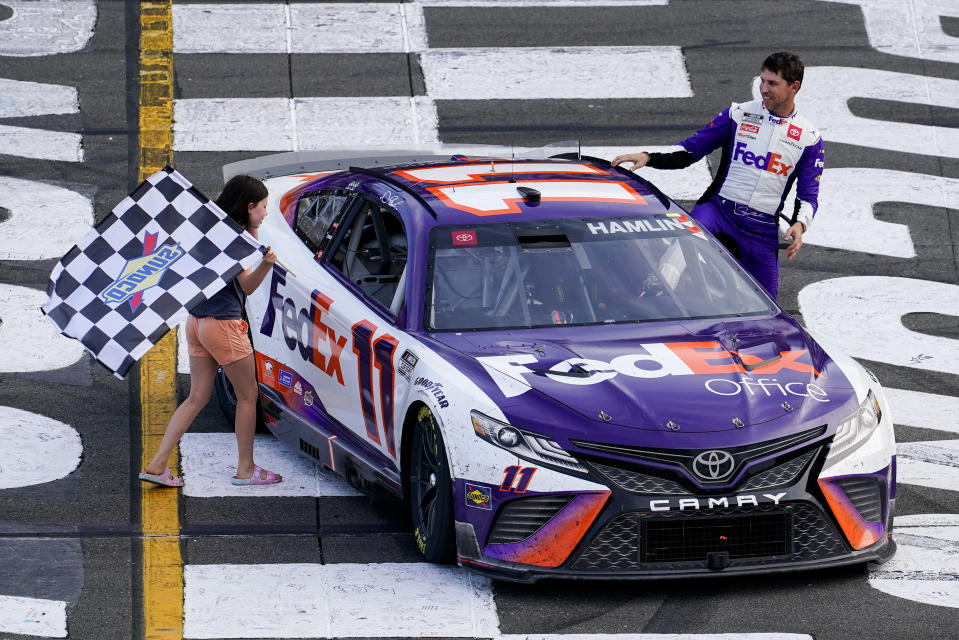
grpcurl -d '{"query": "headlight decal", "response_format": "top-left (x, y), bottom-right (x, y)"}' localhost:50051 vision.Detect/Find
top-left (818, 470), bottom-right (888, 550)
top-left (483, 491), bottom-right (609, 567)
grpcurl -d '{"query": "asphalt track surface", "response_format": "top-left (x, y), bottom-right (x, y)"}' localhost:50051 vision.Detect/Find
top-left (0, 1), bottom-right (958, 639)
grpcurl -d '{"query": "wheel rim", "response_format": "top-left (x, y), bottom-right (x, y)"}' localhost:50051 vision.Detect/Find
top-left (413, 416), bottom-right (442, 542)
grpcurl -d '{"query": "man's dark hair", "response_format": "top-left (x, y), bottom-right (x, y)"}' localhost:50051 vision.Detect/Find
top-left (762, 51), bottom-right (804, 86)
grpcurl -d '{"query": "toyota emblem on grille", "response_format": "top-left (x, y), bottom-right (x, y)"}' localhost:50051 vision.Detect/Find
top-left (692, 450), bottom-right (735, 480)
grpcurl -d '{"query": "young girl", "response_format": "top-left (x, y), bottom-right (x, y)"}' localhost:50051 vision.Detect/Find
top-left (139, 174), bottom-right (282, 486)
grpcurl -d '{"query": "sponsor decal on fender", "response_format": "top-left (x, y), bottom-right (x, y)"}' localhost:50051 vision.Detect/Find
top-left (414, 377), bottom-right (450, 408)
top-left (478, 341), bottom-right (825, 400)
top-left (465, 483), bottom-right (492, 509)
top-left (398, 349), bottom-right (418, 381)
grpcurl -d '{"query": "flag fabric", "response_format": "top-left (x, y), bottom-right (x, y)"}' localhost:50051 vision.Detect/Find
top-left (42, 167), bottom-right (264, 378)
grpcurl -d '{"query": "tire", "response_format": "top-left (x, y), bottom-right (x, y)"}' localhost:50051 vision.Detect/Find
top-left (408, 406), bottom-right (456, 563)
top-left (213, 367), bottom-right (268, 433)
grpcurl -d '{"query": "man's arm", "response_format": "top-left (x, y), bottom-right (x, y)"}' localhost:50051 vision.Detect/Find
top-left (612, 107), bottom-right (732, 171)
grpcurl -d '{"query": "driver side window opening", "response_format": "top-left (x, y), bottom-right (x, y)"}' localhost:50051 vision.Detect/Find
top-left (295, 190), bottom-right (349, 254)
top-left (328, 198), bottom-right (408, 313)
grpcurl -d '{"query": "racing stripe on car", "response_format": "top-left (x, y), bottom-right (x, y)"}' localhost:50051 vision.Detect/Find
top-left (137, 3), bottom-right (184, 640)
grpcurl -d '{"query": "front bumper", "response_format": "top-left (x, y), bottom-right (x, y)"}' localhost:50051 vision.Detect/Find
top-left (455, 443), bottom-right (896, 582)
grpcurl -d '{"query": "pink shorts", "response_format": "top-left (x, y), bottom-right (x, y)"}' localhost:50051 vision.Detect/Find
top-left (186, 315), bottom-right (253, 365)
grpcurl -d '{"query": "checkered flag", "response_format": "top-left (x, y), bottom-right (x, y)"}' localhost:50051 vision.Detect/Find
top-left (42, 167), bottom-right (265, 378)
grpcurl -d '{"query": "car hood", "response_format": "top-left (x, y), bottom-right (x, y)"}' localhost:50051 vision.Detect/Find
top-left (431, 316), bottom-right (854, 434)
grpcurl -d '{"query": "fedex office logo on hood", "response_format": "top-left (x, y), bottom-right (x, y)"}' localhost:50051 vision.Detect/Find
top-left (477, 341), bottom-right (817, 398)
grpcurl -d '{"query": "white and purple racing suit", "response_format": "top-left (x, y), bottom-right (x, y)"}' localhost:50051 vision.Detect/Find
top-left (646, 99), bottom-right (825, 299)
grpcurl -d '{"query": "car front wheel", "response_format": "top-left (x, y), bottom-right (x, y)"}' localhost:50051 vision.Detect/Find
top-left (408, 406), bottom-right (456, 563)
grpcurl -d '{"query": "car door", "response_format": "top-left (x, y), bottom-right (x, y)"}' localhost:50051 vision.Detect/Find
top-left (315, 195), bottom-right (410, 463)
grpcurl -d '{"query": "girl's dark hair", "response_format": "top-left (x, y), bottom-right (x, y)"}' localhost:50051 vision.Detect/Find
top-left (215, 174), bottom-right (268, 229)
top-left (762, 51), bottom-right (804, 86)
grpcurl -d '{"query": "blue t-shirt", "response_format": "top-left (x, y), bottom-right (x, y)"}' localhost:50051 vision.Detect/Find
top-left (191, 279), bottom-right (245, 320)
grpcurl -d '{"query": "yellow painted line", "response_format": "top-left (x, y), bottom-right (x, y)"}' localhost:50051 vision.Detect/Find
top-left (138, 2), bottom-right (182, 639)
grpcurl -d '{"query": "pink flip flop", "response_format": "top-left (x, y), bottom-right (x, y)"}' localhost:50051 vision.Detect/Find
top-left (138, 468), bottom-right (184, 487)
top-left (231, 464), bottom-right (282, 486)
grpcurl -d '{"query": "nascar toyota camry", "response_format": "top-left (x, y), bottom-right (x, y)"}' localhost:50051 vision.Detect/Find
top-left (217, 146), bottom-right (896, 582)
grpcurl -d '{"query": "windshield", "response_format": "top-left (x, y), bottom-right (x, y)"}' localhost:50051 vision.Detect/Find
top-left (426, 217), bottom-right (775, 331)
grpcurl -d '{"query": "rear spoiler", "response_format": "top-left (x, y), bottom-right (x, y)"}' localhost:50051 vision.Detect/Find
top-left (222, 141), bottom-right (583, 181)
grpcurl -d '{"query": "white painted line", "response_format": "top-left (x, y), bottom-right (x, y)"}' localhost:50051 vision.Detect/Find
top-left (2, 284), bottom-right (87, 373)
top-left (0, 78), bottom-right (78, 118)
top-left (173, 3), bottom-right (287, 53)
top-left (583, 145), bottom-right (712, 201)
top-left (886, 388), bottom-right (959, 435)
top-left (177, 322), bottom-right (189, 374)
top-left (828, 0), bottom-right (959, 64)
top-left (500, 636), bottom-right (811, 640)
top-left (418, 0), bottom-right (668, 4)
top-left (805, 169), bottom-right (959, 259)
top-left (295, 97), bottom-right (439, 149)
top-left (179, 433), bottom-right (360, 497)
top-left (0, 0), bottom-right (95, 57)
top-left (0, 78), bottom-right (82, 162)
top-left (423, 46), bottom-right (691, 99)
top-left (754, 67), bottom-right (959, 159)
top-left (0, 594), bottom-right (67, 638)
top-left (897, 440), bottom-right (959, 492)
top-left (289, 3), bottom-right (419, 53)
top-left (869, 513), bottom-right (959, 608)
top-left (174, 97), bottom-right (439, 151)
top-left (173, 98), bottom-right (295, 152)
top-left (0, 406), bottom-right (82, 490)
top-left (174, 3), bottom-right (428, 53)
top-left (183, 563), bottom-right (498, 639)
top-left (0, 125), bottom-right (83, 162)
top-left (0, 176), bottom-right (93, 260)
top-left (798, 276), bottom-right (959, 376)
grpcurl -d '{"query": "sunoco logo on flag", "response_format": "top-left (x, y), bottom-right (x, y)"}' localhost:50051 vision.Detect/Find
top-left (42, 167), bottom-right (264, 378)
top-left (100, 233), bottom-right (185, 308)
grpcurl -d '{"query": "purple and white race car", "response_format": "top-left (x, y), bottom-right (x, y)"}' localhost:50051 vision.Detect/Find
top-left (217, 147), bottom-right (896, 582)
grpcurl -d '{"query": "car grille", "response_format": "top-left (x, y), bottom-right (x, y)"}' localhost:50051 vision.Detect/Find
top-left (589, 462), bottom-right (690, 495)
top-left (834, 476), bottom-right (883, 522)
top-left (571, 425), bottom-right (826, 487)
top-left (642, 513), bottom-right (789, 562)
top-left (739, 449), bottom-right (817, 491)
top-left (487, 494), bottom-right (574, 544)
top-left (589, 447), bottom-right (819, 495)
top-left (571, 502), bottom-right (848, 571)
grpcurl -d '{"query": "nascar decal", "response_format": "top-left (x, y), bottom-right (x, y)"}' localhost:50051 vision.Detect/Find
top-left (465, 483), bottom-right (492, 509)
top-left (99, 232), bottom-right (184, 309)
top-left (428, 180), bottom-right (647, 216)
top-left (478, 341), bottom-right (824, 399)
top-left (393, 162), bottom-right (605, 184)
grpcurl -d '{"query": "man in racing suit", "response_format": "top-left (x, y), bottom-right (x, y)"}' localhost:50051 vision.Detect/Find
top-left (613, 51), bottom-right (824, 300)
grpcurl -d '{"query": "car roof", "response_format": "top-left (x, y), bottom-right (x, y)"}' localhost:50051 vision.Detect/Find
top-left (370, 155), bottom-right (678, 226)
top-left (225, 149), bottom-right (683, 229)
